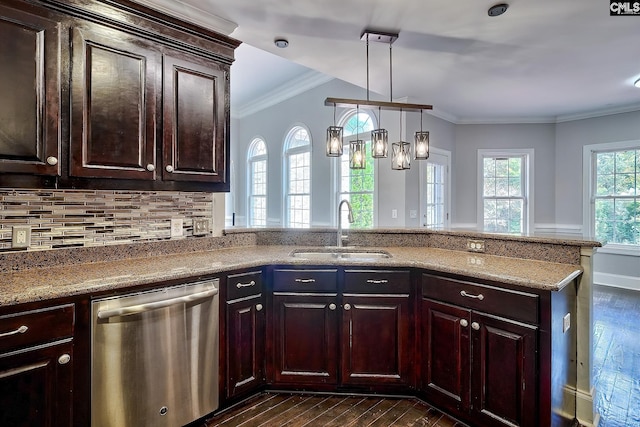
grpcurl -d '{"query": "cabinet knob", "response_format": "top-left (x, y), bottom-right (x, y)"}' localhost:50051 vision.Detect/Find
top-left (46, 156), bottom-right (58, 166)
top-left (58, 354), bottom-right (71, 365)
top-left (471, 322), bottom-right (480, 330)
top-left (329, 303), bottom-right (336, 311)
top-left (165, 165), bottom-right (174, 173)
top-left (460, 319), bottom-right (468, 328)
top-left (255, 304), bottom-right (263, 312)
top-left (344, 303), bottom-right (351, 311)
top-left (146, 164), bottom-right (155, 172)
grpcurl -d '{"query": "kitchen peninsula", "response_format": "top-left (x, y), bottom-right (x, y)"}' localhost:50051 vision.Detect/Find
top-left (0, 228), bottom-right (599, 427)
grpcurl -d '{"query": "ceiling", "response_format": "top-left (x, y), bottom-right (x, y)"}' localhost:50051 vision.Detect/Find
top-left (136, 0), bottom-right (640, 123)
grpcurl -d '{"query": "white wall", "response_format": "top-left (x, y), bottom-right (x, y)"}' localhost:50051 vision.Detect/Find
top-left (452, 123), bottom-right (557, 228)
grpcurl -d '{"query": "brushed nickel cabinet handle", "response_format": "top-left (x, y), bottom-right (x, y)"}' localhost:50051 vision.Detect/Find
top-left (471, 322), bottom-right (480, 330)
top-left (46, 156), bottom-right (58, 166)
top-left (294, 278), bottom-right (316, 283)
top-left (0, 325), bottom-right (28, 338)
top-left (344, 303), bottom-right (351, 311)
top-left (460, 319), bottom-right (468, 328)
top-left (255, 304), bottom-right (263, 312)
top-left (236, 280), bottom-right (256, 288)
top-left (146, 164), bottom-right (155, 172)
top-left (58, 354), bottom-right (71, 365)
top-left (460, 290), bottom-right (484, 301)
top-left (366, 279), bottom-right (388, 284)
top-left (165, 165), bottom-right (174, 173)
top-left (329, 303), bottom-right (337, 311)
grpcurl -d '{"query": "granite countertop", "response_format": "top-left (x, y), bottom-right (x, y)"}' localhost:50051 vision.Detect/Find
top-left (0, 245), bottom-right (583, 307)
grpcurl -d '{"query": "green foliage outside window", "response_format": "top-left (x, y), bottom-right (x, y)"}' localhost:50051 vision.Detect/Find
top-left (594, 149), bottom-right (639, 245)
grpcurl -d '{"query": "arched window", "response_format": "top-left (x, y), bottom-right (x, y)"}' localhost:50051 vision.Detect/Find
top-left (284, 126), bottom-right (311, 228)
top-left (337, 110), bottom-right (375, 228)
top-left (247, 138), bottom-right (267, 227)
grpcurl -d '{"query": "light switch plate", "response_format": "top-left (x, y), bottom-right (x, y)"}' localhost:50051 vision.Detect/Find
top-left (193, 218), bottom-right (211, 236)
top-left (170, 218), bottom-right (183, 237)
top-left (563, 313), bottom-right (571, 333)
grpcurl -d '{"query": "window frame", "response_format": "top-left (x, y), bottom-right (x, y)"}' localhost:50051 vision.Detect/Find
top-left (477, 149), bottom-right (534, 234)
top-left (283, 125), bottom-right (312, 228)
top-left (247, 137), bottom-right (268, 228)
top-left (583, 139), bottom-right (640, 252)
top-left (333, 109), bottom-right (379, 229)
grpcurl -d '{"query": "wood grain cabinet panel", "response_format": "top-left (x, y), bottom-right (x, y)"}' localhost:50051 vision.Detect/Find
top-left (70, 24), bottom-right (159, 179)
top-left (0, 2), bottom-right (61, 177)
top-left (162, 54), bottom-right (227, 184)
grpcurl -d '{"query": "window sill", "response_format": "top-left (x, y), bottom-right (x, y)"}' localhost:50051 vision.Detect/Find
top-left (597, 244), bottom-right (640, 257)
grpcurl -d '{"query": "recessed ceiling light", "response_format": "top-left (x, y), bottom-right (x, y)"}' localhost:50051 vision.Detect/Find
top-left (274, 38), bottom-right (289, 48)
top-left (488, 3), bottom-right (509, 17)
top-left (635, 78), bottom-right (640, 88)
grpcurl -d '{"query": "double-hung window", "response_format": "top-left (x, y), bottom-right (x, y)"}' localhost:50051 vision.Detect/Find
top-left (284, 126), bottom-right (311, 228)
top-left (586, 142), bottom-right (639, 245)
top-left (247, 138), bottom-right (267, 227)
top-left (479, 149), bottom-right (533, 233)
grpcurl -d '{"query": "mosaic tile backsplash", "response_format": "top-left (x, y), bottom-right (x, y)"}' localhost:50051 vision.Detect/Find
top-left (0, 190), bottom-right (214, 252)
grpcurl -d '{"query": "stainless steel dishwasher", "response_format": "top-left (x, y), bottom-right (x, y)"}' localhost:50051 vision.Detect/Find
top-left (91, 279), bottom-right (219, 427)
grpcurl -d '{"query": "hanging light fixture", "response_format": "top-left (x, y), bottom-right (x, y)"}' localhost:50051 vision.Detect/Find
top-left (324, 29), bottom-right (433, 170)
top-left (371, 107), bottom-right (388, 158)
top-left (349, 107), bottom-right (366, 169)
top-left (392, 109), bottom-right (410, 170)
top-left (414, 110), bottom-right (430, 160)
top-left (326, 103), bottom-right (343, 157)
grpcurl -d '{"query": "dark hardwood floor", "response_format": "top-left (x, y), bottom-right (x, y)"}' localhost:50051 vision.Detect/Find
top-left (204, 393), bottom-right (468, 427)
top-left (593, 285), bottom-right (640, 427)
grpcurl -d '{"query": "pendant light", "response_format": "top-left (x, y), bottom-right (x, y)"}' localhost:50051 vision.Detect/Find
top-left (349, 107), bottom-right (366, 169)
top-left (414, 110), bottom-right (430, 160)
top-left (324, 29), bottom-right (434, 171)
top-left (326, 103), bottom-right (343, 157)
top-left (371, 107), bottom-right (388, 158)
top-left (392, 109), bottom-right (410, 170)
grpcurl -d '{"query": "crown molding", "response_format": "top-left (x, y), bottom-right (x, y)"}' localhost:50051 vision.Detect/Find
top-left (232, 71), bottom-right (333, 119)
top-left (130, 0), bottom-right (238, 35)
top-left (456, 116), bottom-right (556, 125)
top-left (555, 102), bottom-right (640, 123)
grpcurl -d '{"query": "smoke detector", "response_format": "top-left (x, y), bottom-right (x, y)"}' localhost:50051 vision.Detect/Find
top-left (274, 38), bottom-right (289, 48)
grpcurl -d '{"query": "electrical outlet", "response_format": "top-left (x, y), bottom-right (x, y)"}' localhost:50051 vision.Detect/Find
top-left (193, 218), bottom-right (211, 236)
top-left (170, 218), bottom-right (183, 238)
top-left (467, 239), bottom-right (485, 253)
top-left (12, 225), bottom-right (31, 249)
top-left (391, 209), bottom-right (398, 219)
top-left (563, 313), bottom-right (571, 333)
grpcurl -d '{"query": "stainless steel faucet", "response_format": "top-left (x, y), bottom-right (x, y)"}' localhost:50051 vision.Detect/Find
top-left (337, 199), bottom-right (354, 247)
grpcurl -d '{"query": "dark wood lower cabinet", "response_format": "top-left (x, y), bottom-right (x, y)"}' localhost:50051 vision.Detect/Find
top-left (226, 295), bottom-right (265, 399)
top-left (272, 294), bottom-right (339, 385)
top-left (0, 340), bottom-right (73, 427)
top-left (341, 294), bottom-right (411, 387)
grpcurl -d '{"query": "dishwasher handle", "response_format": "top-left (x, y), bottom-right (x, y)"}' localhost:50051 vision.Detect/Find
top-left (97, 287), bottom-right (219, 319)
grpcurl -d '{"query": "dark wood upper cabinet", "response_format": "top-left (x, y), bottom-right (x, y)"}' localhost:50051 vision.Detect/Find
top-left (70, 24), bottom-right (159, 180)
top-left (0, 0), bottom-right (239, 191)
top-left (163, 54), bottom-right (228, 184)
top-left (0, 2), bottom-right (61, 177)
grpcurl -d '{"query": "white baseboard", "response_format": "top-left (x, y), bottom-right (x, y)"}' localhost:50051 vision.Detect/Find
top-left (594, 272), bottom-right (640, 291)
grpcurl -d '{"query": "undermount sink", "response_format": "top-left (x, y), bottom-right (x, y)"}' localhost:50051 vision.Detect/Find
top-left (290, 248), bottom-right (391, 260)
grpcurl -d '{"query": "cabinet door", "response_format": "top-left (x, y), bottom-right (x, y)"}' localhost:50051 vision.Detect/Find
top-left (421, 298), bottom-right (471, 414)
top-left (272, 294), bottom-right (338, 385)
top-left (0, 3), bottom-right (61, 176)
top-left (470, 312), bottom-right (538, 427)
top-left (70, 24), bottom-right (159, 179)
top-left (162, 53), bottom-right (228, 184)
top-left (0, 341), bottom-right (73, 427)
top-left (341, 295), bottom-right (411, 387)
top-left (226, 295), bottom-right (265, 399)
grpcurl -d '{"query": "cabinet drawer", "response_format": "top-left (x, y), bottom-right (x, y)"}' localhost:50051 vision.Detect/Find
top-left (273, 268), bottom-right (338, 292)
top-left (344, 270), bottom-right (411, 294)
top-left (227, 270), bottom-right (263, 300)
top-left (0, 304), bottom-right (74, 354)
top-left (422, 274), bottom-right (538, 325)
